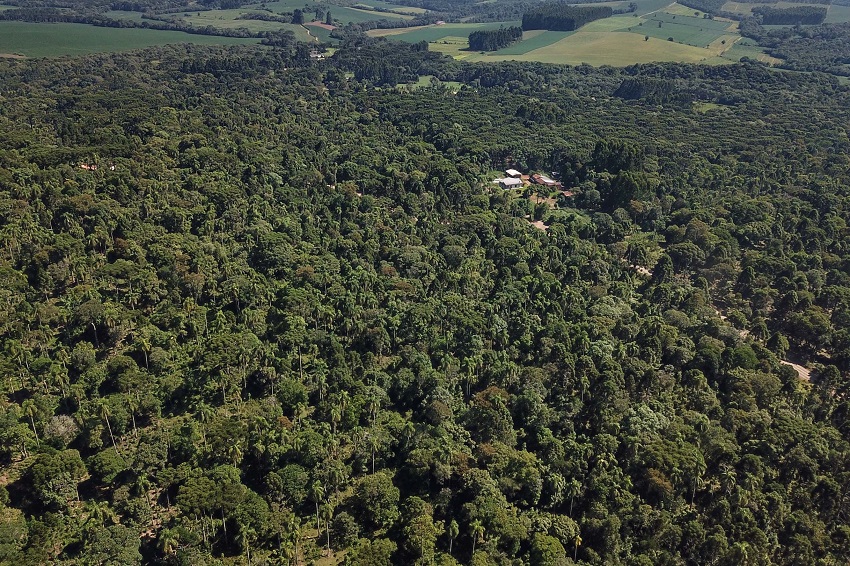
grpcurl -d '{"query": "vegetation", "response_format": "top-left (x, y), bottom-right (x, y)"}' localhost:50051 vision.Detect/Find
top-left (0, 32), bottom-right (849, 566)
top-left (522, 3), bottom-right (613, 31)
top-left (752, 5), bottom-right (828, 25)
top-left (468, 26), bottom-right (522, 51)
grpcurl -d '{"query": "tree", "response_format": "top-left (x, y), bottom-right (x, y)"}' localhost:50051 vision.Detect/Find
top-left (352, 471), bottom-right (400, 531)
top-left (292, 9), bottom-right (304, 24)
top-left (309, 480), bottom-right (324, 535)
top-left (448, 519), bottom-right (459, 556)
top-left (326, 10), bottom-right (333, 25)
top-left (470, 519), bottom-right (485, 556)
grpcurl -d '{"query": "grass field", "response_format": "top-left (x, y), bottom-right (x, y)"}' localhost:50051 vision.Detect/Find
top-left (0, 21), bottom-right (258, 57)
top-left (637, 12), bottom-right (733, 47)
top-left (470, 31), bottom-right (722, 64)
top-left (402, 7), bottom-right (750, 66)
top-left (496, 30), bottom-right (575, 54)
top-left (305, 22), bottom-right (335, 42)
top-left (249, 0), bottom-right (409, 23)
top-left (719, 38), bottom-right (782, 64)
top-left (369, 21), bottom-right (520, 42)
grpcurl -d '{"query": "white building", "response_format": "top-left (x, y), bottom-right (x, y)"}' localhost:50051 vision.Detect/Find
top-left (496, 177), bottom-right (523, 189)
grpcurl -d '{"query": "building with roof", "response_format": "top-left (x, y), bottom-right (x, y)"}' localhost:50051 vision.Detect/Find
top-left (505, 168), bottom-right (522, 178)
top-left (496, 177), bottom-right (523, 189)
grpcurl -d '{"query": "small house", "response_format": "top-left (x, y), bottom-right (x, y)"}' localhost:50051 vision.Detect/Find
top-left (505, 168), bottom-right (522, 178)
top-left (496, 177), bottom-right (523, 190)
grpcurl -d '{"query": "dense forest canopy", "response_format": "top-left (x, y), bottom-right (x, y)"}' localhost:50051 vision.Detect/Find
top-left (468, 27), bottom-right (523, 51)
top-left (521, 3), bottom-right (613, 31)
top-left (751, 5), bottom-right (827, 25)
top-left (0, 32), bottom-right (850, 566)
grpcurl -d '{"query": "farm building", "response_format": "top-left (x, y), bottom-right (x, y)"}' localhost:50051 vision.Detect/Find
top-left (495, 177), bottom-right (523, 189)
top-left (505, 168), bottom-right (522, 178)
top-left (531, 173), bottom-right (560, 188)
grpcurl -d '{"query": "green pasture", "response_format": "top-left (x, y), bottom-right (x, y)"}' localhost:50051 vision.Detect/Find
top-left (252, 0), bottom-right (408, 23)
top-left (0, 21), bottom-right (258, 57)
top-left (495, 30), bottom-right (575, 54)
top-left (825, 3), bottom-right (850, 23)
top-left (719, 38), bottom-right (782, 64)
top-left (469, 31), bottom-right (723, 65)
top-left (636, 11), bottom-right (732, 47)
top-left (305, 23), bottom-right (335, 42)
top-left (380, 21), bottom-right (520, 42)
top-left (181, 10), bottom-right (298, 32)
top-left (321, 5), bottom-right (409, 23)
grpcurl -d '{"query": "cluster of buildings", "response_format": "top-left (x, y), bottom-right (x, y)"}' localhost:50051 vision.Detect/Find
top-left (493, 168), bottom-right (562, 190)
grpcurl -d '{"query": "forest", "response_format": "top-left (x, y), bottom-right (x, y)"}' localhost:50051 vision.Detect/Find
top-left (751, 5), bottom-right (827, 25)
top-left (521, 4), bottom-right (613, 31)
top-left (1, 27), bottom-right (850, 566)
top-left (468, 27), bottom-right (523, 52)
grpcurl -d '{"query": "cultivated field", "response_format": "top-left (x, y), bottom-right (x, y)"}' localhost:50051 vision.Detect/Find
top-left (369, 21), bottom-right (521, 42)
top-left (470, 30), bottom-right (724, 65)
top-left (378, 1), bottom-right (771, 67)
top-left (638, 12), bottom-right (734, 47)
top-left (0, 21), bottom-right (258, 57)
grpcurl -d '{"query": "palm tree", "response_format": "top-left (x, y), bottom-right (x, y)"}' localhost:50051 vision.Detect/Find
top-left (320, 503), bottom-right (334, 555)
top-left (470, 520), bottom-right (484, 556)
top-left (98, 399), bottom-right (122, 458)
top-left (22, 400), bottom-right (39, 447)
top-left (236, 524), bottom-right (257, 565)
top-left (448, 519), bottom-right (459, 556)
top-left (158, 528), bottom-right (180, 557)
top-left (308, 480), bottom-right (324, 536)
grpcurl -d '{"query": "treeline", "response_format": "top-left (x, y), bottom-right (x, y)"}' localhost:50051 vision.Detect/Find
top-left (752, 5), bottom-right (827, 24)
top-left (0, 7), bottom-right (262, 36)
top-left (676, 0), bottom-right (726, 14)
top-left (331, 15), bottom-right (443, 38)
top-left (468, 26), bottom-right (522, 51)
top-left (522, 3), bottom-right (612, 31)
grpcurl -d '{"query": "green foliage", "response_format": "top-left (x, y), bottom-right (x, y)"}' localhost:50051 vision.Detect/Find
top-left (0, 40), bottom-right (849, 566)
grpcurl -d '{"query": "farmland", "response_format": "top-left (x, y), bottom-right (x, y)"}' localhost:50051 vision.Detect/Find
top-left (0, 21), bottom-right (258, 58)
top-left (376, 5), bottom-right (748, 66)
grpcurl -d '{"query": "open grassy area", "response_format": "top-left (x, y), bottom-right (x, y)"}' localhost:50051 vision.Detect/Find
top-left (369, 21), bottom-right (519, 42)
top-left (471, 31), bottom-right (721, 64)
top-left (825, 3), bottom-right (850, 23)
top-left (305, 22), bottom-right (335, 42)
top-left (181, 10), bottom-right (301, 32)
top-left (719, 37), bottom-right (782, 64)
top-left (496, 30), bottom-right (575, 54)
top-left (0, 21), bottom-right (258, 57)
top-left (637, 12), bottom-right (733, 47)
top-left (252, 0), bottom-right (409, 23)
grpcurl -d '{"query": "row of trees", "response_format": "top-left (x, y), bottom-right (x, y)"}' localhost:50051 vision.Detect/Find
top-left (521, 4), bottom-right (612, 31)
top-left (468, 26), bottom-right (522, 51)
top-left (752, 5), bottom-right (827, 24)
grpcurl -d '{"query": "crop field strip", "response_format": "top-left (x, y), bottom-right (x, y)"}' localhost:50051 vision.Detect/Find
top-left (637, 12), bottom-right (734, 47)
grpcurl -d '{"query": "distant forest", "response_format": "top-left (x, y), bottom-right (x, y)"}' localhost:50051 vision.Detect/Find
top-left (521, 3), bottom-right (612, 31)
top-left (468, 26), bottom-right (523, 51)
top-left (752, 5), bottom-right (827, 24)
